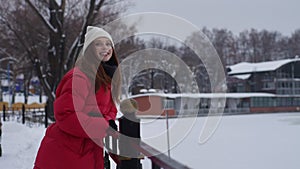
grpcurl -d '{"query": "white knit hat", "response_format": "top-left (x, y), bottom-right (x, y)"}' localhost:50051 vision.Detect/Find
top-left (82, 26), bottom-right (114, 54)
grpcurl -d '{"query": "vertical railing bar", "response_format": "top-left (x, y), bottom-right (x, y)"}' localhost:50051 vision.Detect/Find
top-left (2, 105), bottom-right (6, 121)
top-left (22, 104), bottom-right (25, 124)
top-left (166, 109), bottom-right (171, 158)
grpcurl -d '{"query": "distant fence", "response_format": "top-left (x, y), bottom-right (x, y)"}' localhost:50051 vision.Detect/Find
top-left (0, 101), bottom-right (48, 127)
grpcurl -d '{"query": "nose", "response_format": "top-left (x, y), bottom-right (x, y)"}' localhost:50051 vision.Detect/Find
top-left (102, 44), bottom-right (111, 50)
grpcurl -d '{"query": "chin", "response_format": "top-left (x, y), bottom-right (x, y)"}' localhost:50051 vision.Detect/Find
top-left (103, 56), bottom-right (112, 62)
top-left (102, 58), bottom-right (109, 62)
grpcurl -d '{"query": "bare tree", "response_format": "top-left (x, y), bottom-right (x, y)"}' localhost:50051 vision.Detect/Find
top-left (0, 0), bottom-right (133, 119)
top-left (289, 29), bottom-right (300, 58)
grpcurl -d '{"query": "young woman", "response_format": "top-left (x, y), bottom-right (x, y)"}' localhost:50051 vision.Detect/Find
top-left (34, 26), bottom-right (120, 169)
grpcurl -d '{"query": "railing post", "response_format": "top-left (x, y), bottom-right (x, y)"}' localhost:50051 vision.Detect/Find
top-left (118, 113), bottom-right (142, 169)
top-left (45, 104), bottom-right (48, 128)
top-left (165, 109), bottom-right (171, 158)
top-left (2, 105), bottom-right (5, 122)
top-left (104, 135), bottom-right (112, 169)
top-left (104, 151), bottom-right (111, 169)
top-left (22, 104), bottom-right (25, 124)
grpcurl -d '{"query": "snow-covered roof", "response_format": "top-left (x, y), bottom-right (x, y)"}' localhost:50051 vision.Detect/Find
top-left (233, 74), bottom-right (251, 80)
top-left (128, 92), bottom-right (276, 99)
top-left (227, 58), bottom-right (300, 75)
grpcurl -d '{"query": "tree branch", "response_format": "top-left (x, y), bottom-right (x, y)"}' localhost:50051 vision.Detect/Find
top-left (65, 0), bottom-right (106, 70)
top-left (25, 0), bottom-right (57, 34)
top-left (4, 18), bottom-right (55, 102)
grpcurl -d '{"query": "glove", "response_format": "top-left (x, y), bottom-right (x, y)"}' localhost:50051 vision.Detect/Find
top-left (109, 120), bottom-right (118, 131)
top-left (120, 99), bottom-right (138, 114)
top-left (107, 120), bottom-right (119, 138)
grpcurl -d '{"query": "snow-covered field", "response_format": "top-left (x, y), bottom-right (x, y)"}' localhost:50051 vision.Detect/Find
top-left (1, 112), bottom-right (300, 169)
top-left (142, 113), bottom-right (300, 169)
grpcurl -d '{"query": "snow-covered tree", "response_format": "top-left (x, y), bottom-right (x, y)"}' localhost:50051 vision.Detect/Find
top-left (0, 0), bottom-right (133, 119)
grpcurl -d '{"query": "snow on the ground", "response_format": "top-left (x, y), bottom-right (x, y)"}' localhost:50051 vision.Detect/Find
top-left (0, 121), bottom-right (45, 169)
top-left (1, 113), bottom-right (300, 169)
top-left (141, 112), bottom-right (300, 169)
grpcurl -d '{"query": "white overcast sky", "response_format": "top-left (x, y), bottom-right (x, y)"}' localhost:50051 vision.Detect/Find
top-left (126, 0), bottom-right (300, 36)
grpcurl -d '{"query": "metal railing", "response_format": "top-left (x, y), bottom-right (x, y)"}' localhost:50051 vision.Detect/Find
top-left (104, 113), bottom-right (192, 169)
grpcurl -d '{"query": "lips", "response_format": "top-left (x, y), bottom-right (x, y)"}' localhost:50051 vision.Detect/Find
top-left (100, 52), bottom-right (109, 56)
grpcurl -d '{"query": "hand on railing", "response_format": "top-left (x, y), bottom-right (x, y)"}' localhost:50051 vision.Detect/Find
top-left (104, 120), bottom-right (121, 166)
top-left (106, 120), bottom-right (119, 139)
top-left (109, 120), bottom-right (117, 130)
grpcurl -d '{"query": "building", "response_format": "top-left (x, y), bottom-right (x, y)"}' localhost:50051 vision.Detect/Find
top-left (227, 57), bottom-right (300, 95)
top-left (225, 57), bottom-right (300, 113)
top-left (130, 57), bottom-right (300, 117)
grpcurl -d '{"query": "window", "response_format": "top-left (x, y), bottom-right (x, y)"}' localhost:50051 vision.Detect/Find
top-left (295, 81), bottom-right (300, 88)
top-left (236, 83), bottom-right (245, 92)
top-left (277, 97), bottom-right (293, 106)
top-left (263, 82), bottom-right (275, 89)
top-left (293, 97), bottom-right (300, 106)
top-left (251, 97), bottom-right (274, 107)
top-left (163, 99), bottom-right (174, 109)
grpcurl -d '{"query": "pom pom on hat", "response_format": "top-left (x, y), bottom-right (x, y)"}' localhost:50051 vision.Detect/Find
top-left (82, 26), bottom-right (114, 54)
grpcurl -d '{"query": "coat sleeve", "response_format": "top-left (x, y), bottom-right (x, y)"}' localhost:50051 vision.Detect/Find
top-left (54, 72), bottom-right (109, 139)
top-left (103, 103), bottom-right (117, 121)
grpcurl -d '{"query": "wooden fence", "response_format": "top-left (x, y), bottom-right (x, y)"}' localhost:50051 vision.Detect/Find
top-left (0, 101), bottom-right (48, 127)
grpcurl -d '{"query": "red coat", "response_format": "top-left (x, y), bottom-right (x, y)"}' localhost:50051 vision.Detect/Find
top-left (34, 67), bottom-right (117, 169)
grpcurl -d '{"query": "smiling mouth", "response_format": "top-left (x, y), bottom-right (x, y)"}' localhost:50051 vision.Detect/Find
top-left (100, 52), bottom-right (109, 57)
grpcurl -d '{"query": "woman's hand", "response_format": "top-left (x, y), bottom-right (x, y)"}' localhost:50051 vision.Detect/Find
top-left (107, 120), bottom-right (119, 138)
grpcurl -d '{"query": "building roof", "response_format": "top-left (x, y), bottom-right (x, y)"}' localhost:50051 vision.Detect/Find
top-left (227, 57), bottom-right (300, 75)
top-left (128, 92), bottom-right (276, 99)
top-left (232, 74), bottom-right (251, 80)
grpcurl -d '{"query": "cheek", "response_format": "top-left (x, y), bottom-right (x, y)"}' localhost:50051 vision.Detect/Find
top-left (95, 46), bottom-right (102, 52)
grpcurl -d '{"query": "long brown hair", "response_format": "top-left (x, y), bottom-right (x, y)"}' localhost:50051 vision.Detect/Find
top-left (75, 42), bottom-right (121, 103)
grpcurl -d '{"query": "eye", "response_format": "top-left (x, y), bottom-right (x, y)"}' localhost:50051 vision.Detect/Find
top-left (93, 39), bottom-right (112, 47)
top-left (94, 42), bottom-right (102, 46)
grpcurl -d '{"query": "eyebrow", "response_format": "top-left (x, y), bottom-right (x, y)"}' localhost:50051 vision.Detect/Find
top-left (94, 39), bottom-right (111, 43)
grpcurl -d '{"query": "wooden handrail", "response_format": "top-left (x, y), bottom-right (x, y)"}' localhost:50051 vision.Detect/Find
top-left (0, 102), bottom-right (8, 111)
top-left (105, 112), bottom-right (192, 169)
top-left (11, 102), bottom-right (24, 111)
top-left (133, 141), bottom-right (191, 169)
top-left (105, 135), bottom-right (192, 169)
top-left (26, 102), bottom-right (46, 110)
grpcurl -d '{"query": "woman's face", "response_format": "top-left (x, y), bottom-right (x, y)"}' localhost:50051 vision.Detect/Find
top-left (93, 37), bottom-right (113, 62)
